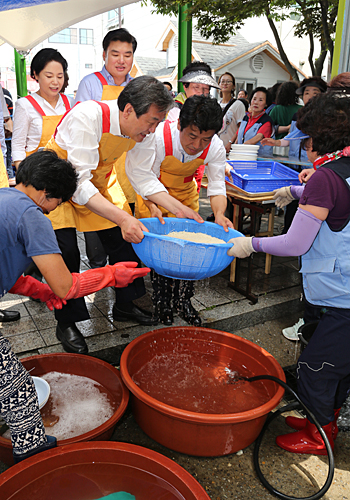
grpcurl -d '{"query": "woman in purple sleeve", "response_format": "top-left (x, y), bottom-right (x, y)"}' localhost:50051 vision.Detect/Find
top-left (227, 91), bottom-right (350, 456)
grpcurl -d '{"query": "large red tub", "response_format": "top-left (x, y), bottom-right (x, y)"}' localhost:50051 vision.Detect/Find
top-left (0, 442), bottom-right (210, 500)
top-left (0, 353), bottom-right (129, 466)
top-left (120, 326), bottom-right (285, 457)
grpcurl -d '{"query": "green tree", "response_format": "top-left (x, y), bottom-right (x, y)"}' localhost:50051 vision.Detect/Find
top-left (150, 0), bottom-right (338, 80)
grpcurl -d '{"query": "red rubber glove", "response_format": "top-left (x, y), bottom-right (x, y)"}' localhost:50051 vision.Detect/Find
top-left (64, 262), bottom-right (151, 300)
top-left (8, 275), bottom-right (66, 311)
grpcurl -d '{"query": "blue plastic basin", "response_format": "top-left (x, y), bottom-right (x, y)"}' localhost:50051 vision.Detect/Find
top-left (132, 218), bottom-right (243, 280)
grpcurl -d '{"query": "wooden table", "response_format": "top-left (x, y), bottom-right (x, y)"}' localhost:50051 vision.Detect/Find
top-left (202, 177), bottom-right (276, 304)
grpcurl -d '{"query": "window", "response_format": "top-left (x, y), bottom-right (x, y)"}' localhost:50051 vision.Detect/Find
top-left (49, 28), bottom-right (77, 44)
top-left (108, 10), bottom-right (117, 20)
top-left (85, 63), bottom-right (93, 69)
top-left (80, 29), bottom-right (94, 45)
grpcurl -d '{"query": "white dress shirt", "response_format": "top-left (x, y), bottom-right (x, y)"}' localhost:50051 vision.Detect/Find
top-left (12, 93), bottom-right (68, 162)
top-left (126, 120), bottom-right (227, 199)
top-left (54, 99), bottom-right (155, 206)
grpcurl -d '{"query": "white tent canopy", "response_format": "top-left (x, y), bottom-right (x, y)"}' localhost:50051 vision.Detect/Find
top-left (0, 0), bottom-right (138, 51)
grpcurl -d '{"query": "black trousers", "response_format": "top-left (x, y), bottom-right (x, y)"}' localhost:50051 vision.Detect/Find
top-left (297, 307), bottom-right (350, 426)
top-left (54, 226), bottom-right (146, 325)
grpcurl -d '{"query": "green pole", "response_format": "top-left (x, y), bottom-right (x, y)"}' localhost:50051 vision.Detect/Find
top-left (331, 0), bottom-right (347, 77)
top-left (177, 4), bottom-right (192, 94)
top-left (14, 49), bottom-right (28, 98)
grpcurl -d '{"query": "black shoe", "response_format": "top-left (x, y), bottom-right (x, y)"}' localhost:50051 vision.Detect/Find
top-left (13, 435), bottom-right (57, 464)
top-left (154, 303), bottom-right (173, 326)
top-left (56, 323), bottom-right (88, 354)
top-left (177, 300), bottom-right (202, 327)
top-left (113, 302), bottom-right (158, 326)
top-left (0, 309), bottom-right (20, 322)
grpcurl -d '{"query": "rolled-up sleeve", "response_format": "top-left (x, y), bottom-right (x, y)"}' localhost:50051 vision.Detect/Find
top-left (206, 137), bottom-right (227, 197)
top-left (125, 134), bottom-right (167, 198)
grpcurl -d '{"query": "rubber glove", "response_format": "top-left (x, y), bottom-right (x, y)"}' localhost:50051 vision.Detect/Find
top-left (227, 237), bottom-right (256, 258)
top-left (273, 186), bottom-right (294, 208)
top-left (9, 275), bottom-right (66, 311)
top-left (64, 262), bottom-right (150, 300)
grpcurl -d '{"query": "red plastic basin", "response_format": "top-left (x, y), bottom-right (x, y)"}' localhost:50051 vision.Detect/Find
top-left (0, 442), bottom-right (210, 500)
top-left (120, 326), bottom-right (285, 457)
top-left (0, 353), bottom-right (129, 466)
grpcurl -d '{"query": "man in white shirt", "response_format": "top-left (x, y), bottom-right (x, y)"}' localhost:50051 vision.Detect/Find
top-left (44, 76), bottom-right (202, 354)
top-left (75, 28), bottom-right (135, 102)
top-left (126, 95), bottom-right (232, 326)
top-left (75, 28), bottom-right (137, 269)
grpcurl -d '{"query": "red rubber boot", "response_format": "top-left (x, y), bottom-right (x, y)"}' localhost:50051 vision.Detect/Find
top-left (276, 420), bottom-right (334, 455)
top-left (285, 408), bottom-right (341, 439)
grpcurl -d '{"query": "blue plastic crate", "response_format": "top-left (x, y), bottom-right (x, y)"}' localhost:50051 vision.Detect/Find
top-left (226, 160), bottom-right (301, 193)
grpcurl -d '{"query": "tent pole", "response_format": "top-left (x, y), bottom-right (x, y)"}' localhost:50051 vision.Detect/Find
top-left (177, 4), bottom-right (192, 94)
top-left (331, 0), bottom-right (349, 77)
top-left (14, 49), bottom-right (28, 98)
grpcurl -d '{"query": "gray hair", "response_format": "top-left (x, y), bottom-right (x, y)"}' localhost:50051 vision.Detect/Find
top-left (118, 75), bottom-right (174, 117)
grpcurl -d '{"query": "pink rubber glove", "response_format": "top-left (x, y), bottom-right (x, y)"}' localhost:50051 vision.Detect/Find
top-left (9, 275), bottom-right (66, 311)
top-left (64, 262), bottom-right (151, 300)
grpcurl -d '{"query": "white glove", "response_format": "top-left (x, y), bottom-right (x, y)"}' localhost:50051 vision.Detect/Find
top-left (273, 186), bottom-right (294, 208)
top-left (227, 237), bottom-right (256, 258)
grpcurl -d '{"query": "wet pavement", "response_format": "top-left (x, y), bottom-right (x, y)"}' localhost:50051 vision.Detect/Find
top-left (1, 193), bottom-right (349, 498)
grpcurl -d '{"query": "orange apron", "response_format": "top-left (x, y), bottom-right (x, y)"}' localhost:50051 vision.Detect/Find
top-left (95, 72), bottom-right (135, 207)
top-left (45, 101), bottom-right (135, 232)
top-left (137, 120), bottom-right (210, 219)
top-left (24, 94), bottom-right (71, 156)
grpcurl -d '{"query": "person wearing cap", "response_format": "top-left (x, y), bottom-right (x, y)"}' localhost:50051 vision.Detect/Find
top-left (167, 61), bottom-right (220, 122)
top-left (75, 28), bottom-right (138, 270)
top-left (127, 95), bottom-right (232, 326)
top-left (227, 91), bottom-right (350, 457)
top-left (167, 61), bottom-right (221, 193)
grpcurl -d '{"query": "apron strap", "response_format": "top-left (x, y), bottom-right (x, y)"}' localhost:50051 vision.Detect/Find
top-left (94, 72), bottom-right (108, 86)
top-left (25, 95), bottom-right (46, 117)
top-left (163, 120), bottom-right (173, 157)
top-left (199, 142), bottom-right (211, 160)
top-left (94, 101), bottom-right (111, 133)
top-left (60, 93), bottom-right (71, 111)
top-left (54, 100), bottom-right (110, 139)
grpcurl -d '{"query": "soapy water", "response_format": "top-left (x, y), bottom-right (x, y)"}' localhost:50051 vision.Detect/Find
top-left (132, 351), bottom-right (270, 414)
top-left (2, 372), bottom-right (117, 442)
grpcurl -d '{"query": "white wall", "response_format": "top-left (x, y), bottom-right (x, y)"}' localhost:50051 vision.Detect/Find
top-left (223, 52), bottom-right (291, 88)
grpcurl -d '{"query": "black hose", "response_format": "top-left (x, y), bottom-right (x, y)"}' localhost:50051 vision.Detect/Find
top-left (246, 374), bottom-right (335, 500)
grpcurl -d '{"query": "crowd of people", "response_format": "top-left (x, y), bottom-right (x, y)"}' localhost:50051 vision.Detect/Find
top-left (1, 25), bottom-right (350, 463)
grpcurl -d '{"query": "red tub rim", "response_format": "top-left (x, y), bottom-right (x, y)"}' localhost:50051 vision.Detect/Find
top-left (0, 441), bottom-right (211, 499)
top-left (120, 326), bottom-right (285, 425)
top-left (0, 353), bottom-right (129, 448)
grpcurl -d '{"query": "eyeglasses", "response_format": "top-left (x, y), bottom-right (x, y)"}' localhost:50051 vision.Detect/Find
top-left (220, 80), bottom-right (233, 85)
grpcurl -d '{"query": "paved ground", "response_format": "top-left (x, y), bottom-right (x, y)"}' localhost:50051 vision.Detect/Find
top-left (0, 193), bottom-right (349, 499)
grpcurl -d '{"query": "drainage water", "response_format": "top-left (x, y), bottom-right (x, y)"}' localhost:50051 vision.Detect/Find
top-left (132, 351), bottom-right (270, 413)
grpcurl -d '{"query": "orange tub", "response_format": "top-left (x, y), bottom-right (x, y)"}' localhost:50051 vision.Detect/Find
top-left (0, 353), bottom-right (129, 466)
top-left (120, 326), bottom-right (285, 457)
top-left (0, 442), bottom-right (210, 500)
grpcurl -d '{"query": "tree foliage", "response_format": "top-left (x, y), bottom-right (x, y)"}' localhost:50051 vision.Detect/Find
top-left (150, 0), bottom-right (338, 79)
